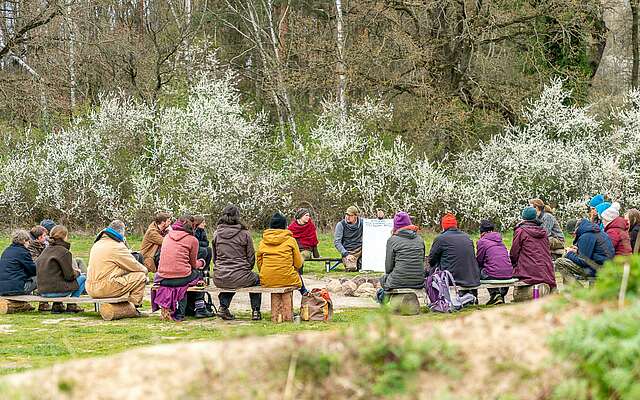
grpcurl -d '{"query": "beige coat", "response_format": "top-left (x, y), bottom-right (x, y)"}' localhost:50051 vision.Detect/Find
top-left (87, 236), bottom-right (148, 304)
top-left (140, 222), bottom-right (165, 272)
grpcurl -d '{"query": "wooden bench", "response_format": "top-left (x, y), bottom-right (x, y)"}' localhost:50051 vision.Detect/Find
top-left (151, 285), bottom-right (298, 323)
top-left (462, 278), bottom-right (529, 291)
top-left (0, 295), bottom-right (133, 321)
top-left (307, 257), bottom-right (343, 272)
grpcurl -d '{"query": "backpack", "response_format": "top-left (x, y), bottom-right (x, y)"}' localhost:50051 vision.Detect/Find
top-left (300, 288), bottom-right (333, 321)
top-left (425, 268), bottom-right (475, 313)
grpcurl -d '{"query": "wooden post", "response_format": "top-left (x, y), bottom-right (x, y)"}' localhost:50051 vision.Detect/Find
top-left (99, 302), bottom-right (139, 321)
top-left (271, 292), bottom-right (293, 323)
top-left (0, 299), bottom-right (34, 314)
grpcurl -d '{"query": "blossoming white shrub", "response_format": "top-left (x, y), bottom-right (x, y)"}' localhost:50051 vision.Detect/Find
top-left (2, 73), bottom-right (640, 230)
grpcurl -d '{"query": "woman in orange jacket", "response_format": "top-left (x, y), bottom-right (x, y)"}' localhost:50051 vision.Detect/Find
top-left (257, 213), bottom-right (306, 293)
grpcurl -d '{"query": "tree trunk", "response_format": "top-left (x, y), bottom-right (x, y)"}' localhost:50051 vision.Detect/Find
top-left (335, 0), bottom-right (347, 118)
top-left (632, 0), bottom-right (639, 88)
top-left (99, 302), bottom-right (139, 320)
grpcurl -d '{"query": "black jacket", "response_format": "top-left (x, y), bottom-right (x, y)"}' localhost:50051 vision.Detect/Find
top-left (195, 228), bottom-right (210, 249)
top-left (428, 228), bottom-right (480, 287)
top-left (381, 229), bottom-right (426, 290)
top-left (0, 243), bottom-right (37, 295)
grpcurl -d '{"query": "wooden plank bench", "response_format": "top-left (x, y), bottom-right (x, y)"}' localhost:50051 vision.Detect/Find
top-left (462, 278), bottom-right (529, 291)
top-left (0, 295), bottom-right (133, 321)
top-left (307, 257), bottom-right (343, 272)
top-left (151, 285), bottom-right (298, 323)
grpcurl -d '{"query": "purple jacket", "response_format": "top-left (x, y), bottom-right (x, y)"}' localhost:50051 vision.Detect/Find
top-left (476, 232), bottom-right (513, 279)
top-left (510, 221), bottom-right (556, 288)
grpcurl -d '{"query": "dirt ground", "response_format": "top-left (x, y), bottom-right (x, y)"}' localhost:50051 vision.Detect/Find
top-left (0, 294), bottom-right (601, 400)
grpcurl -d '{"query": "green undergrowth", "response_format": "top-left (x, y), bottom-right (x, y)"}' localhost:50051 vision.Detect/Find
top-left (294, 310), bottom-right (463, 397)
top-left (550, 256), bottom-right (640, 399)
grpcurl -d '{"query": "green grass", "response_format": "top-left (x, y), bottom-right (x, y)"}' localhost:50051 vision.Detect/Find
top-left (0, 304), bottom-right (490, 376)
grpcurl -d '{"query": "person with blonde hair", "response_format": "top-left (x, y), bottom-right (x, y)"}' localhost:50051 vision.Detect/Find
top-left (36, 225), bottom-right (85, 313)
top-left (624, 208), bottom-right (640, 253)
top-left (529, 199), bottom-right (564, 250)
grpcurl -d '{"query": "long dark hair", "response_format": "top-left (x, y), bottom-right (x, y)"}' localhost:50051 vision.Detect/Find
top-left (176, 213), bottom-right (194, 234)
top-left (217, 205), bottom-right (248, 230)
top-left (627, 208), bottom-right (640, 228)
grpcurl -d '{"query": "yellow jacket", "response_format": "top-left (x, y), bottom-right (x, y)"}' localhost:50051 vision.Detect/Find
top-left (87, 236), bottom-right (148, 297)
top-left (257, 229), bottom-right (302, 288)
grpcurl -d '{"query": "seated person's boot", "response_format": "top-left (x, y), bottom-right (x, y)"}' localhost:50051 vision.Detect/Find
top-left (217, 306), bottom-right (235, 320)
top-left (38, 302), bottom-right (51, 312)
top-left (51, 302), bottom-right (65, 314)
top-left (194, 306), bottom-right (214, 318)
top-left (65, 304), bottom-right (83, 313)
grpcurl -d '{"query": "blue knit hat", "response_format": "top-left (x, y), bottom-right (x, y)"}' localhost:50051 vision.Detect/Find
top-left (521, 207), bottom-right (537, 221)
top-left (589, 194), bottom-right (605, 208)
top-left (40, 219), bottom-right (55, 233)
top-left (595, 202), bottom-right (611, 217)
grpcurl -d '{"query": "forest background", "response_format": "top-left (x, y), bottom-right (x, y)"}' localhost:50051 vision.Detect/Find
top-left (2, 0), bottom-right (640, 230)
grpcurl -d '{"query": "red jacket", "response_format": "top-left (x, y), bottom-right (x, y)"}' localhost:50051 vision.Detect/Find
top-left (604, 217), bottom-right (632, 256)
top-left (287, 219), bottom-right (319, 250)
top-left (157, 230), bottom-right (203, 279)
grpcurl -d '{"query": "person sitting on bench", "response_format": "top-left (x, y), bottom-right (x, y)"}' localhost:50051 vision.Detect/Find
top-left (510, 207), bottom-right (556, 300)
top-left (86, 220), bottom-right (148, 311)
top-left (212, 205), bottom-right (262, 321)
top-left (377, 212), bottom-right (425, 303)
top-left (530, 199), bottom-right (565, 251)
top-left (476, 219), bottom-right (512, 305)
top-left (140, 212), bottom-right (171, 273)
top-left (0, 230), bottom-right (37, 296)
top-left (554, 218), bottom-right (614, 283)
top-left (193, 215), bottom-right (213, 282)
top-left (27, 226), bottom-right (47, 261)
top-left (40, 219), bottom-right (56, 245)
top-left (334, 206), bottom-right (363, 272)
top-left (36, 225), bottom-right (85, 313)
top-left (258, 213), bottom-right (304, 297)
top-left (288, 208), bottom-right (319, 261)
top-left (428, 213), bottom-right (480, 298)
top-left (153, 214), bottom-right (213, 321)
top-left (601, 202), bottom-right (632, 256)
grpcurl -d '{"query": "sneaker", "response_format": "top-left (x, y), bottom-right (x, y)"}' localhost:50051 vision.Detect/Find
top-left (51, 302), bottom-right (65, 314)
top-left (251, 310), bottom-right (262, 321)
top-left (486, 293), bottom-right (504, 306)
top-left (65, 304), bottom-right (83, 313)
top-left (38, 302), bottom-right (51, 312)
top-left (195, 307), bottom-right (214, 318)
top-left (217, 306), bottom-right (235, 320)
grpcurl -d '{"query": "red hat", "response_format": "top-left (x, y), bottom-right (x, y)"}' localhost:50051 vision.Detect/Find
top-left (441, 213), bottom-right (457, 230)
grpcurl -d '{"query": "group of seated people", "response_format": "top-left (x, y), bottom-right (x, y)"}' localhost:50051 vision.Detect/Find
top-left (0, 193), bottom-right (636, 318)
top-left (378, 195), bottom-right (638, 305)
